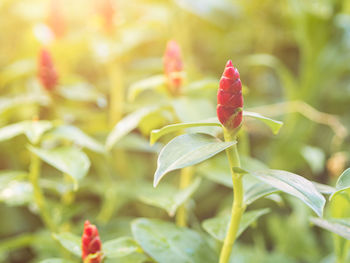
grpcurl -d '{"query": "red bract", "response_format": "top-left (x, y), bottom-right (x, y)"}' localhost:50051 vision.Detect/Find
top-left (163, 40), bottom-right (183, 96)
top-left (47, 0), bottom-right (66, 38)
top-left (98, 0), bottom-right (115, 33)
top-left (82, 220), bottom-right (102, 263)
top-left (217, 60), bottom-right (243, 130)
top-left (38, 48), bottom-right (58, 91)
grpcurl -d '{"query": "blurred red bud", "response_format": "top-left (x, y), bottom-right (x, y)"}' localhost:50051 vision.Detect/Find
top-left (82, 220), bottom-right (103, 263)
top-left (38, 48), bottom-right (58, 91)
top-left (47, 0), bottom-right (66, 38)
top-left (163, 40), bottom-right (183, 96)
top-left (98, 0), bottom-right (116, 33)
top-left (217, 60), bottom-right (243, 130)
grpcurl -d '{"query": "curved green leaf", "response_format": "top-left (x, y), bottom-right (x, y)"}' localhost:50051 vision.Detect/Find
top-left (310, 217), bottom-right (350, 240)
top-left (0, 120), bottom-right (53, 144)
top-left (131, 218), bottom-right (217, 263)
top-left (250, 169), bottom-right (325, 216)
top-left (243, 111), bottom-right (283, 135)
top-left (103, 237), bottom-right (141, 258)
top-left (150, 118), bottom-right (221, 145)
top-left (106, 106), bottom-right (159, 150)
top-left (154, 133), bottom-right (235, 187)
top-left (128, 75), bottom-right (166, 101)
top-left (330, 168), bottom-right (350, 200)
top-left (28, 146), bottom-right (90, 188)
top-left (40, 259), bottom-right (74, 263)
top-left (52, 232), bottom-right (81, 257)
top-left (244, 182), bottom-right (278, 205)
top-left (138, 177), bottom-right (201, 216)
top-left (202, 208), bottom-right (270, 242)
top-left (49, 125), bottom-right (105, 154)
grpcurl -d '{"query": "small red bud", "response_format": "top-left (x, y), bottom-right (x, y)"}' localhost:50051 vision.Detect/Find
top-left (97, 0), bottom-right (116, 33)
top-left (217, 60), bottom-right (243, 130)
top-left (47, 0), bottom-right (66, 38)
top-left (82, 220), bottom-right (103, 263)
top-left (38, 48), bottom-right (58, 91)
top-left (163, 40), bottom-right (183, 96)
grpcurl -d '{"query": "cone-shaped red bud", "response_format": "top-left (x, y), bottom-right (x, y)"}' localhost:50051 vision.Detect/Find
top-left (82, 220), bottom-right (102, 263)
top-left (97, 0), bottom-right (116, 33)
top-left (38, 48), bottom-right (58, 91)
top-left (47, 0), bottom-right (66, 38)
top-left (163, 40), bottom-right (183, 96)
top-left (217, 60), bottom-right (243, 130)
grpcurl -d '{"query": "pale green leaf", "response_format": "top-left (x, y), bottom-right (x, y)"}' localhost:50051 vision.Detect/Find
top-left (330, 168), bottom-right (350, 200)
top-left (106, 106), bottom-right (159, 150)
top-left (128, 75), bottom-right (166, 101)
top-left (202, 209), bottom-right (270, 241)
top-left (28, 146), bottom-right (90, 187)
top-left (150, 118), bottom-right (221, 145)
top-left (243, 111), bottom-right (283, 135)
top-left (250, 169), bottom-right (325, 216)
top-left (310, 217), bottom-right (350, 240)
top-left (154, 133), bottom-right (235, 187)
top-left (138, 177), bottom-right (201, 216)
top-left (132, 218), bottom-right (217, 263)
top-left (103, 237), bottom-right (140, 258)
top-left (49, 125), bottom-right (105, 154)
top-left (52, 232), bottom-right (81, 257)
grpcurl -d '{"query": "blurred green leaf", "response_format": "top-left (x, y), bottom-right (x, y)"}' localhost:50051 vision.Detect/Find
top-left (153, 133), bottom-right (235, 187)
top-left (58, 83), bottom-right (106, 104)
top-left (150, 118), bottom-right (221, 145)
top-left (202, 208), bottom-right (270, 242)
top-left (103, 237), bottom-right (141, 258)
top-left (131, 218), bottom-right (217, 263)
top-left (310, 218), bottom-right (350, 240)
top-left (49, 125), bottom-right (105, 154)
top-left (52, 232), bottom-right (81, 257)
top-left (39, 259), bottom-right (75, 263)
top-left (243, 111), bottom-right (283, 135)
top-left (250, 169), bottom-right (325, 216)
top-left (28, 146), bottom-right (90, 188)
top-left (137, 177), bottom-right (201, 216)
top-left (106, 106), bottom-right (160, 150)
top-left (301, 146), bottom-right (325, 174)
top-left (244, 182), bottom-right (278, 205)
top-left (0, 120), bottom-right (53, 144)
top-left (330, 168), bottom-right (350, 200)
top-left (0, 181), bottom-right (33, 206)
top-left (128, 75), bottom-right (166, 101)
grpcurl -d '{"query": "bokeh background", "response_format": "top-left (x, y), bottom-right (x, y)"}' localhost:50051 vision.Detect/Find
top-left (0, 0), bottom-right (350, 262)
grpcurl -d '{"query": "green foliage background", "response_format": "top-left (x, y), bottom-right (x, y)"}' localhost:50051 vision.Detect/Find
top-left (0, 0), bottom-right (350, 262)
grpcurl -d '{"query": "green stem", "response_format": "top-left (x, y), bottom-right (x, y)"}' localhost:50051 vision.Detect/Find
top-left (219, 129), bottom-right (245, 263)
top-left (176, 166), bottom-right (193, 227)
top-left (29, 152), bottom-right (56, 232)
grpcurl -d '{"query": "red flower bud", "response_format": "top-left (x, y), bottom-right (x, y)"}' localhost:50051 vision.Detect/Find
top-left (163, 40), bottom-right (183, 96)
top-left (82, 220), bottom-right (103, 263)
top-left (97, 0), bottom-right (116, 33)
top-left (38, 48), bottom-right (58, 91)
top-left (217, 60), bottom-right (243, 130)
top-left (47, 0), bottom-right (66, 38)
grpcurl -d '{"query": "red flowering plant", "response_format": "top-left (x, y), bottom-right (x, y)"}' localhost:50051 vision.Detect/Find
top-left (82, 220), bottom-right (103, 263)
top-left (38, 48), bottom-right (58, 91)
top-left (149, 60), bottom-right (335, 262)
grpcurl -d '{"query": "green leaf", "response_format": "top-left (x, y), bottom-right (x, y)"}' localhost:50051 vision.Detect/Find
top-left (39, 259), bottom-right (75, 263)
top-left (52, 232), bottom-right (81, 257)
top-left (128, 75), bottom-right (166, 101)
top-left (49, 125), bottom-right (105, 154)
top-left (202, 208), bottom-right (270, 242)
top-left (28, 146), bottom-right (90, 188)
top-left (103, 237), bottom-right (141, 258)
top-left (313, 182), bottom-right (335, 195)
top-left (106, 107), bottom-right (159, 150)
top-left (131, 218), bottom-right (217, 263)
top-left (301, 146), bottom-right (325, 174)
top-left (0, 181), bottom-right (33, 206)
top-left (310, 218), bottom-right (350, 240)
top-left (137, 177), bottom-right (201, 216)
top-left (58, 82), bottom-right (106, 103)
top-left (330, 168), bottom-right (350, 200)
top-left (153, 133), bottom-right (235, 187)
top-left (243, 111), bottom-right (283, 135)
top-left (244, 182), bottom-right (278, 205)
top-left (0, 120), bottom-right (53, 144)
top-left (150, 118), bottom-right (221, 145)
top-left (250, 169), bottom-right (325, 216)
